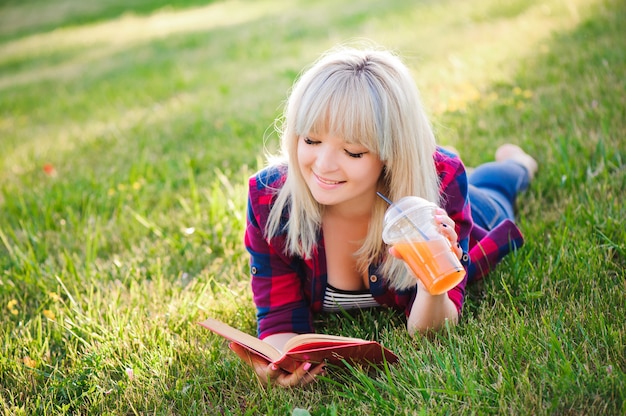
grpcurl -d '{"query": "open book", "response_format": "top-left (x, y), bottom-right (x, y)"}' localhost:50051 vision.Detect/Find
top-left (199, 317), bottom-right (398, 373)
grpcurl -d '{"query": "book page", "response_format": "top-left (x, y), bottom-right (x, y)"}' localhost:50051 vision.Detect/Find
top-left (198, 318), bottom-right (281, 362)
top-left (284, 333), bottom-right (369, 352)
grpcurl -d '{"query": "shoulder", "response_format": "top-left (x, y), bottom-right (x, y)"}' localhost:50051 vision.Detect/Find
top-left (249, 164), bottom-right (287, 191)
top-left (434, 147), bottom-right (468, 192)
top-left (247, 164), bottom-right (288, 227)
top-left (248, 164), bottom-right (287, 203)
top-left (434, 147), bottom-right (466, 178)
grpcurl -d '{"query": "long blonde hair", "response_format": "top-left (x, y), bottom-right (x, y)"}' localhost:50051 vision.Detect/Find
top-left (265, 44), bottom-right (440, 290)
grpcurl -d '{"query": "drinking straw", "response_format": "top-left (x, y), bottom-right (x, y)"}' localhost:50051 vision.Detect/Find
top-left (376, 191), bottom-right (394, 205)
top-left (376, 192), bottom-right (429, 240)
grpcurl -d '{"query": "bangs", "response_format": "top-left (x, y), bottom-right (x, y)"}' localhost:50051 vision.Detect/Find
top-left (294, 70), bottom-right (382, 153)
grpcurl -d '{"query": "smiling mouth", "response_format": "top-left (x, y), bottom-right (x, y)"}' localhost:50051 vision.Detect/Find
top-left (314, 173), bottom-right (345, 185)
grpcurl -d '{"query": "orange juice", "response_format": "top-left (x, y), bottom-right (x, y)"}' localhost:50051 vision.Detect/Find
top-left (394, 239), bottom-right (466, 295)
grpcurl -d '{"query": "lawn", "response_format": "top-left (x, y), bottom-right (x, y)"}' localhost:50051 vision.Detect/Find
top-left (1, 0), bottom-right (624, 414)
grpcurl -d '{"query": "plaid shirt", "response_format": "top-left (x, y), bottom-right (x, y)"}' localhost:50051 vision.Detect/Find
top-left (245, 148), bottom-right (523, 339)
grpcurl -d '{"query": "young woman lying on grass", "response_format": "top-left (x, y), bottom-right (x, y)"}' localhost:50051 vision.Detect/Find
top-left (231, 43), bottom-right (538, 387)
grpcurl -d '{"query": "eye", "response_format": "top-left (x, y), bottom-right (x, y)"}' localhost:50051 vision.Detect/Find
top-left (345, 149), bottom-right (366, 158)
top-left (303, 136), bottom-right (319, 145)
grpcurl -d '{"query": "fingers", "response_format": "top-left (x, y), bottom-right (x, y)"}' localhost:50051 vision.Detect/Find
top-left (434, 209), bottom-right (463, 260)
top-left (451, 241), bottom-right (463, 259)
top-left (275, 362), bottom-right (325, 388)
top-left (388, 209), bottom-right (462, 261)
top-left (434, 208), bottom-right (456, 230)
top-left (388, 245), bottom-right (401, 258)
top-left (229, 343), bottom-right (325, 388)
top-left (229, 342), bottom-right (278, 379)
top-left (229, 342), bottom-right (283, 385)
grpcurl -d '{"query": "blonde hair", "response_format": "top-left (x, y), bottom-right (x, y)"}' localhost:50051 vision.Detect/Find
top-left (265, 44), bottom-right (440, 290)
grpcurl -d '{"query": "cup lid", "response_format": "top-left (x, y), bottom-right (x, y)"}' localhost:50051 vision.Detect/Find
top-left (382, 196), bottom-right (438, 243)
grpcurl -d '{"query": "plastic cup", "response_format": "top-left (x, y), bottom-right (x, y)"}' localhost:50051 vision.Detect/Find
top-left (382, 196), bottom-right (466, 295)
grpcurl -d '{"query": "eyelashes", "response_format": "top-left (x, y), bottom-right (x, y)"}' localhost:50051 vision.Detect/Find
top-left (302, 136), bottom-right (367, 158)
top-left (345, 150), bottom-right (365, 158)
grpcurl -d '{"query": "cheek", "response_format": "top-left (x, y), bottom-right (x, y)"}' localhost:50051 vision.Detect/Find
top-left (356, 160), bottom-right (384, 183)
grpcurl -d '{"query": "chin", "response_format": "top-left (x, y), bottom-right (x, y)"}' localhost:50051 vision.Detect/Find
top-left (309, 192), bottom-right (338, 206)
top-left (311, 195), bottom-right (332, 206)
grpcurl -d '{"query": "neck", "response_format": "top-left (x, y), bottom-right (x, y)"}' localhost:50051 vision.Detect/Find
top-left (324, 197), bottom-right (376, 220)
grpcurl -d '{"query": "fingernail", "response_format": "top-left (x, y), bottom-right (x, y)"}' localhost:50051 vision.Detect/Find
top-left (270, 363), bottom-right (279, 371)
top-left (303, 362), bottom-right (312, 371)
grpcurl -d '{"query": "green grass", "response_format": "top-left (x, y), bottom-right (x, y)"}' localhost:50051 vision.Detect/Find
top-left (1, 0), bottom-right (624, 414)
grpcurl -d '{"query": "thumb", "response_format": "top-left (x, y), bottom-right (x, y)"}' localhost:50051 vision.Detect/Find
top-left (388, 246), bottom-right (401, 259)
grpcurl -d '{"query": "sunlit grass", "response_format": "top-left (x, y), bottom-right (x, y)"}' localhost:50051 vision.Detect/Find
top-left (0, 0), bottom-right (282, 64)
top-left (0, 0), bottom-right (594, 186)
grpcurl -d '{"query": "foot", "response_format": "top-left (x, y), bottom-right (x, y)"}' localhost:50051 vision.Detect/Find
top-left (495, 144), bottom-right (538, 180)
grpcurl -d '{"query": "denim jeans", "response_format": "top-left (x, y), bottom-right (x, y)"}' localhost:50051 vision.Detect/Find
top-left (468, 160), bottom-right (531, 231)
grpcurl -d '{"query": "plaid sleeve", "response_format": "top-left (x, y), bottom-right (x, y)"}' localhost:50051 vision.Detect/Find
top-left (245, 168), bottom-right (313, 339)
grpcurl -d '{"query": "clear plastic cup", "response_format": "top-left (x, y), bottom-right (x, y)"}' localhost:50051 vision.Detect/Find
top-left (382, 196), bottom-right (466, 295)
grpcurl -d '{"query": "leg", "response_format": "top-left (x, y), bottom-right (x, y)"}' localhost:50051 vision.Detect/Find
top-left (468, 145), bottom-right (536, 230)
top-left (469, 183), bottom-right (512, 231)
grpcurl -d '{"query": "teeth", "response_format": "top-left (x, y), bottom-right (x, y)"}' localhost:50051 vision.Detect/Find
top-left (318, 176), bottom-right (341, 185)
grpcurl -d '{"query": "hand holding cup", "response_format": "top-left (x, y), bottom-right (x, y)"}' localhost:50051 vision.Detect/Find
top-left (382, 196), bottom-right (466, 295)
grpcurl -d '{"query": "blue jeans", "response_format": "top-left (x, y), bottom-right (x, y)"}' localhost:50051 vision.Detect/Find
top-left (468, 160), bottom-right (531, 230)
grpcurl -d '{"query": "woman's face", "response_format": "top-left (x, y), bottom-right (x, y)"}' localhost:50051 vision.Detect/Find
top-left (297, 132), bottom-right (384, 213)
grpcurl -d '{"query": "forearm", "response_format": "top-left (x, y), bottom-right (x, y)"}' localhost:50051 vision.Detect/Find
top-left (407, 288), bottom-right (458, 336)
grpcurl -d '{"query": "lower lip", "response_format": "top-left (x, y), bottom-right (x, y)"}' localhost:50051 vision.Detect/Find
top-left (314, 174), bottom-right (344, 190)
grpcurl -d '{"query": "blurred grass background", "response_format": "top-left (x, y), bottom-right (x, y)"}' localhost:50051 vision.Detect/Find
top-left (1, 0), bottom-right (624, 414)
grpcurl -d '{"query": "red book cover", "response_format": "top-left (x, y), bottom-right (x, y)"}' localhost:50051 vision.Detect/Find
top-left (199, 318), bottom-right (398, 373)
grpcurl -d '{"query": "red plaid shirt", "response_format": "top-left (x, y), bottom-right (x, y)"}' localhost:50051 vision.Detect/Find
top-left (245, 148), bottom-right (523, 339)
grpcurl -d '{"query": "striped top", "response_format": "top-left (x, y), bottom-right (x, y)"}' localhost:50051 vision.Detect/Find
top-left (322, 284), bottom-right (380, 312)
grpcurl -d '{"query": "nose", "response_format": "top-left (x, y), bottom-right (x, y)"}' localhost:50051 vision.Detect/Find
top-left (314, 144), bottom-right (338, 173)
